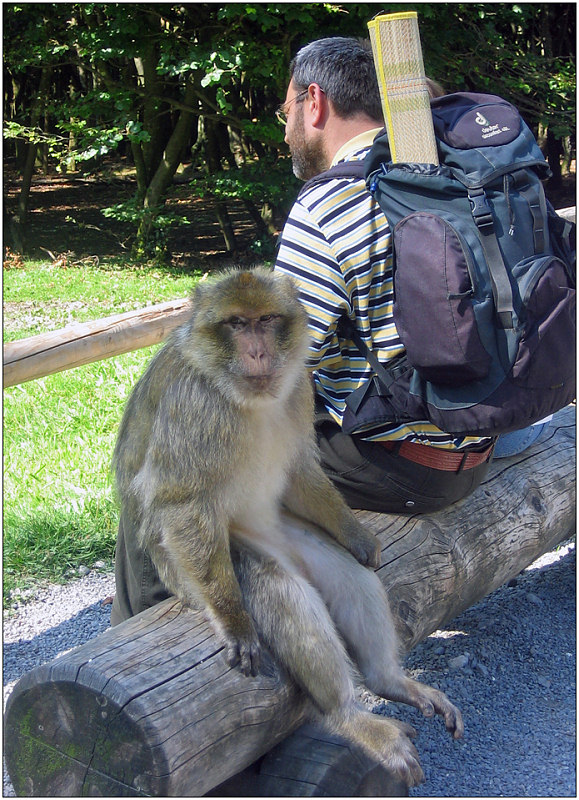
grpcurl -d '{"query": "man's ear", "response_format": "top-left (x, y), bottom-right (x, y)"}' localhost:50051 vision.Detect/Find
top-left (304, 83), bottom-right (328, 128)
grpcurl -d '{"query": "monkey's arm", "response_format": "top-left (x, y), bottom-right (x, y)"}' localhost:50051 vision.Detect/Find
top-left (282, 458), bottom-right (381, 569)
top-left (146, 504), bottom-right (261, 677)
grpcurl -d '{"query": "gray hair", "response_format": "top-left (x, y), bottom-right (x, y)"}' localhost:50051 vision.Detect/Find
top-left (290, 37), bottom-right (383, 122)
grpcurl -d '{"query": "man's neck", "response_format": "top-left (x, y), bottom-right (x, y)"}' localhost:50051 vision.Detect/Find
top-left (331, 127), bottom-right (383, 166)
top-left (323, 117), bottom-right (383, 167)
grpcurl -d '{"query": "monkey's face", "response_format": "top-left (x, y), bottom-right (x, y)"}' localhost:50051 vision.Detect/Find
top-left (218, 313), bottom-right (295, 398)
top-left (186, 269), bottom-right (310, 406)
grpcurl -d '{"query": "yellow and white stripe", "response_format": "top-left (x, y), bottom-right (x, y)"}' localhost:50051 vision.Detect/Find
top-left (367, 12), bottom-right (439, 165)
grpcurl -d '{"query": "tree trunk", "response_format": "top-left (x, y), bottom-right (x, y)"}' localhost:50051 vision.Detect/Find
top-left (213, 200), bottom-right (238, 252)
top-left (204, 109), bottom-right (238, 252)
top-left (134, 79), bottom-right (198, 258)
top-left (13, 66), bottom-right (52, 253)
top-left (546, 127), bottom-right (563, 189)
top-left (133, 11), bottom-right (172, 182)
top-left (131, 139), bottom-right (149, 200)
top-left (243, 199), bottom-right (277, 238)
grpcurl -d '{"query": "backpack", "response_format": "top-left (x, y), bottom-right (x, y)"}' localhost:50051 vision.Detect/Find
top-left (315, 92), bottom-right (575, 438)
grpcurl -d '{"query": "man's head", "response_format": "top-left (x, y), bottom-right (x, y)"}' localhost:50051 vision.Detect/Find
top-left (290, 38), bottom-right (383, 121)
top-left (279, 37), bottom-right (383, 180)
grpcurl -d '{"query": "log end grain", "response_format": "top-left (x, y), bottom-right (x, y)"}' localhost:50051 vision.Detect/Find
top-left (4, 679), bottom-right (159, 796)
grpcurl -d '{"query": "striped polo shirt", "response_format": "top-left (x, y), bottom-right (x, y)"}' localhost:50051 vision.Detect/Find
top-left (275, 130), bottom-right (490, 450)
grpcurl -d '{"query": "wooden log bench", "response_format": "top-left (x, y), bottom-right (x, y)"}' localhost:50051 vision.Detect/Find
top-left (5, 404), bottom-right (575, 797)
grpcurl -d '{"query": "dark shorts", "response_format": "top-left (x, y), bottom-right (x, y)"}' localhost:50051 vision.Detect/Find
top-left (314, 407), bottom-right (492, 515)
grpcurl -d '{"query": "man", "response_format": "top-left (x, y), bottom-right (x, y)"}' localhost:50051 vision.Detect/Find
top-left (274, 37), bottom-right (494, 514)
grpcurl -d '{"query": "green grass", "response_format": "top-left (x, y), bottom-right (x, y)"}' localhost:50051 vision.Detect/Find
top-left (4, 258), bottom-right (199, 341)
top-left (3, 258), bottom-right (203, 603)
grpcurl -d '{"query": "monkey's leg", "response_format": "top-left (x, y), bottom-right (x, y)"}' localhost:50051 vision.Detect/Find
top-left (282, 518), bottom-right (464, 740)
top-left (231, 544), bottom-right (425, 787)
top-left (144, 506), bottom-right (261, 677)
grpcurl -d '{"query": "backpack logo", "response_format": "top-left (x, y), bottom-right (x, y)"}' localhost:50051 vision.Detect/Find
top-left (474, 109), bottom-right (511, 140)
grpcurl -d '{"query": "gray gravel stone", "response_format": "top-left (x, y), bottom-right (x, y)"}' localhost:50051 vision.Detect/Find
top-left (448, 653), bottom-right (470, 670)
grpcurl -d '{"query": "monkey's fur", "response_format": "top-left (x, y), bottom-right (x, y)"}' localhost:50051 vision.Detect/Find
top-left (113, 267), bottom-right (463, 786)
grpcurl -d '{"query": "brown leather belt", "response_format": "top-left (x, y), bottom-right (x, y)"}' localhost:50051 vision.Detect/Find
top-left (380, 439), bottom-right (494, 472)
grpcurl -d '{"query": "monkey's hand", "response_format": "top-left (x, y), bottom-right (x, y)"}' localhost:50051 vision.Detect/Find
top-left (283, 469), bottom-right (381, 569)
top-left (221, 613), bottom-right (261, 678)
top-left (339, 517), bottom-right (381, 569)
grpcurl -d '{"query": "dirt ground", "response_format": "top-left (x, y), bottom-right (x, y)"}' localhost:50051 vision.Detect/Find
top-left (3, 168), bottom-right (576, 270)
top-left (3, 170), bottom-right (264, 270)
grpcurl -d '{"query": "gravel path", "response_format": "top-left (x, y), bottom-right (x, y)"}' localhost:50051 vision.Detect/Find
top-left (4, 541), bottom-right (575, 797)
top-left (383, 539), bottom-right (576, 797)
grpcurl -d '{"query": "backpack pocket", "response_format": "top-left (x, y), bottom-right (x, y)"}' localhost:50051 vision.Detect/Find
top-left (509, 255), bottom-right (576, 390)
top-left (393, 212), bottom-right (491, 384)
top-left (341, 362), bottom-right (420, 435)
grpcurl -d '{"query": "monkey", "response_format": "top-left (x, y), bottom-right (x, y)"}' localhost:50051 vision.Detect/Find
top-left (112, 267), bottom-right (463, 787)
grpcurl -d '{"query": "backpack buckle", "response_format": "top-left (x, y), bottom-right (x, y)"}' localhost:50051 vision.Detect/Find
top-left (468, 188), bottom-right (494, 231)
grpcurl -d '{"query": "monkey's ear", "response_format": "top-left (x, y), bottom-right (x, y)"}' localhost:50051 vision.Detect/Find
top-left (189, 276), bottom-right (219, 319)
top-left (190, 278), bottom-right (209, 302)
top-left (274, 271), bottom-right (302, 302)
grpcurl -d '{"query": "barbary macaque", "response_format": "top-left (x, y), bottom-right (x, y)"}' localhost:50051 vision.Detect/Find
top-left (113, 267), bottom-right (463, 786)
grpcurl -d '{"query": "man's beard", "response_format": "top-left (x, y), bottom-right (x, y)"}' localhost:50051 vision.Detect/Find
top-left (289, 108), bottom-right (328, 180)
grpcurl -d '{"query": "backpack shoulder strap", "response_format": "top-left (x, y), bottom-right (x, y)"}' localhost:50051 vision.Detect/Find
top-left (337, 315), bottom-right (408, 403)
top-left (467, 186), bottom-right (514, 329)
top-left (298, 160), bottom-right (366, 199)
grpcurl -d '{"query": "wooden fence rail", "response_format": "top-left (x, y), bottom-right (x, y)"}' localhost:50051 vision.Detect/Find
top-left (3, 298), bottom-right (191, 388)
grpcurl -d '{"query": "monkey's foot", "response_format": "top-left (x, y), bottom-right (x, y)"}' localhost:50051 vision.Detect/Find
top-left (387, 677), bottom-right (464, 740)
top-left (331, 710), bottom-right (425, 787)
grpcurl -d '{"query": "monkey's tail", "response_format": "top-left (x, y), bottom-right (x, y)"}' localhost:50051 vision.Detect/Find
top-left (234, 544), bottom-right (357, 709)
top-left (235, 546), bottom-right (424, 786)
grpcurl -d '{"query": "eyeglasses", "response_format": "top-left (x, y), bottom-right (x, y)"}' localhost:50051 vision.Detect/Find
top-left (275, 88), bottom-right (309, 125)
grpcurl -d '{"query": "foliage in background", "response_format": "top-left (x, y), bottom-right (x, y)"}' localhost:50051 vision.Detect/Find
top-left (416, 3), bottom-right (576, 183)
top-left (4, 3), bottom-right (575, 260)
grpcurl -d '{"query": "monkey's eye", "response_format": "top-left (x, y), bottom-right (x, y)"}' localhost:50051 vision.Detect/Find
top-left (225, 316), bottom-right (246, 328)
top-left (259, 314), bottom-right (280, 325)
